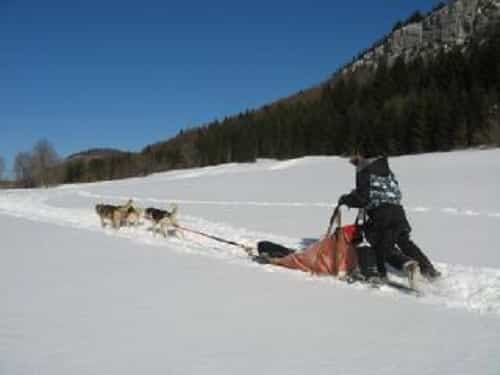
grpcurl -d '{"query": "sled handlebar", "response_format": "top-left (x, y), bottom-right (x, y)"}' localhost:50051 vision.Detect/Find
top-left (325, 205), bottom-right (342, 237)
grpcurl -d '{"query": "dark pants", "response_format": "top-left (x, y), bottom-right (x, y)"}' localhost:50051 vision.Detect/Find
top-left (366, 204), bottom-right (436, 276)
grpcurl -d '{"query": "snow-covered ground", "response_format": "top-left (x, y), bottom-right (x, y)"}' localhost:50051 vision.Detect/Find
top-left (1, 149), bottom-right (499, 374)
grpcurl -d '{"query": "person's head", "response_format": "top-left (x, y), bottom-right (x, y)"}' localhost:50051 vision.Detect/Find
top-left (349, 154), bottom-right (364, 167)
top-left (348, 148), bottom-right (380, 168)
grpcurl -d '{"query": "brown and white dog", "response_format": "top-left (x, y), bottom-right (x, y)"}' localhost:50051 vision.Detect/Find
top-left (95, 199), bottom-right (135, 229)
top-left (144, 204), bottom-right (180, 237)
top-left (124, 205), bottom-right (144, 227)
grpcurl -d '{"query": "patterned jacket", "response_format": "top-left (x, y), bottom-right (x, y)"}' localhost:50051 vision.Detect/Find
top-left (341, 157), bottom-right (402, 211)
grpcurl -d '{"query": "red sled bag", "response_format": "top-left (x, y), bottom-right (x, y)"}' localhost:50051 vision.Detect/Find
top-left (271, 207), bottom-right (359, 277)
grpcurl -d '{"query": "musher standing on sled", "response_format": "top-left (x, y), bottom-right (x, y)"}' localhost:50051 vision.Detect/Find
top-left (338, 154), bottom-right (441, 281)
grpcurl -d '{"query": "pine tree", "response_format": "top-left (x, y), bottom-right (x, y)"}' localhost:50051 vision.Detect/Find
top-left (404, 95), bottom-right (426, 153)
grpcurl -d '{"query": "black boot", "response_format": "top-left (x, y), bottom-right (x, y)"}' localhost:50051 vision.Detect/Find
top-left (396, 234), bottom-right (440, 280)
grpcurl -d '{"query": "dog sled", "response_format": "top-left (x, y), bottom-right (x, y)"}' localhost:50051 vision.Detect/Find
top-left (255, 207), bottom-right (359, 278)
top-left (252, 207), bottom-right (420, 294)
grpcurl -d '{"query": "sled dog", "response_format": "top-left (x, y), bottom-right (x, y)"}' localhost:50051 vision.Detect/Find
top-left (144, 204), bottom-right (180, 237)
top-left (95, 199), bottom-right (134, 229)
top-left (124, 205), bottom-right (144, 227)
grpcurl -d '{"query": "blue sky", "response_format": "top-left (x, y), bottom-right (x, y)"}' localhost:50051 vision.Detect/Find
top-left (1, 0), bottom-right (439, 175)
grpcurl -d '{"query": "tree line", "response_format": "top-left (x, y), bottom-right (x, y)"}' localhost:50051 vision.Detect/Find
top-left (6, 21), bottom-right (500, 187)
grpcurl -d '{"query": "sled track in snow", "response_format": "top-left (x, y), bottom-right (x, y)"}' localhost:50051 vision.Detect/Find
top-left (1, 189), bottom-right (500, 316)
top-left (78, 191), bottom-right (500, 220)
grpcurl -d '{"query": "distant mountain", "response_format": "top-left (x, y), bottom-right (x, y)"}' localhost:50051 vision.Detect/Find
top-left (275, 0), bottom-right (500, 106)
top-left (67, 148), bottom-right (128, 161)
top-left (341, 0), bottom-right (500, 75)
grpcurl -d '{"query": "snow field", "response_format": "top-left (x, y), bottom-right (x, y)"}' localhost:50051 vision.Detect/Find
top-left (1, 149), bottom-right (500, 374)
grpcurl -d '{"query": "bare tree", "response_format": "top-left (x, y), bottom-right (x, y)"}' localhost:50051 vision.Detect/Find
top-left (14, 152), bottom-right (33, 187)
top-left (31, 139), bottom-right (59, 187)
top-left (0, 156), bottom-right (4, 180)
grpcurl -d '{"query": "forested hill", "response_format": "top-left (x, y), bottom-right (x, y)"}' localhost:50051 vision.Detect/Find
top-left (59, 0), bottom-right (500, 185)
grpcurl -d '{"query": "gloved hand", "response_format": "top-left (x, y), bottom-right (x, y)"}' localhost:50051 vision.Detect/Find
top-left (338, 194), bottom-right (349, 206)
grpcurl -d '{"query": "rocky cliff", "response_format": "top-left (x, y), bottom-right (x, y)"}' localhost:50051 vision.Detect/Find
top-left (342, 0), bottom-right (500, 74)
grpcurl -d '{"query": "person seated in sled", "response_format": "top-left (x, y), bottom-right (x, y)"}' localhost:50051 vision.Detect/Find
top-left (338, 152), bottom-right (441, 280)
